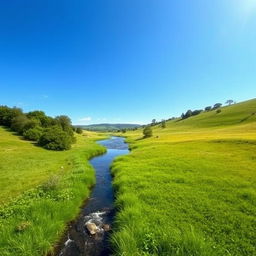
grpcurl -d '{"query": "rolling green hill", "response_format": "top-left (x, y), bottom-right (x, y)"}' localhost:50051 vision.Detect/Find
top-left (111, 99), bottom-right (256, 256)
top-left (166, 98), bottom-right (256, 129)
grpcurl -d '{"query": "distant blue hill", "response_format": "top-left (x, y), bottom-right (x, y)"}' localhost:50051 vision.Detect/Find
top-left (75, 123), bottom-right (141, 132)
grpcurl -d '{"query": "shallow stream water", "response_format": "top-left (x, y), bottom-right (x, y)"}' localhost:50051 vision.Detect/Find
top-left (56, 136), bottom-right (129, 256)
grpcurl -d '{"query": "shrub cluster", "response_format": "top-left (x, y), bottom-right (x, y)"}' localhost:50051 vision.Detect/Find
top-left (143, 126), bottom-right (153, 138)
top-left (0, 106), bottom-right (75, 150)
top-left (75, 127), bottom-right (83, 134)
top-left (181, 109), bottom-right (203, 119)
top-left (181, 103), bottom-right (223, 120)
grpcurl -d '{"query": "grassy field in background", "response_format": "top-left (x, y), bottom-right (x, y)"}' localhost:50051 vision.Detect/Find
top-left (0, 127), bottom-right (107, 256)
top-left (111, 99), bottom-right (256, 256)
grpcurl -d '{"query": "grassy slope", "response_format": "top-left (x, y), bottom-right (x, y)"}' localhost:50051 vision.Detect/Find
top-left (111, 99), bottom-right (256, 256)
top-left (0, 128), bottom-right (107, 256)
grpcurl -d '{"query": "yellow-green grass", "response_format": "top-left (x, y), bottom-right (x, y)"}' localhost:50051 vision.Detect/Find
top-left (111, 99), bottom-right (256, 256)
top-left (0, 127), bottom-right (107, 256)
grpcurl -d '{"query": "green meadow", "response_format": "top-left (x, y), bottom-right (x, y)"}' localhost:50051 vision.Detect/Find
top-left (111, 99), bottom-right (256, 256)
top-left (0, 128), bottom-right (106, 256)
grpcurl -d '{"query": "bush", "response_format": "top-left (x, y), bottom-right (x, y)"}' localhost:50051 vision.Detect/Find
top-left (22, 119), bottom-right (40, 132)
top-left (192, 110), bottom-right (203, 116)
top-left (161, 120), bottom-right (166, 128)
top-left (0, 106), bottom-right (23, 127)
top-left (23, 126), bottom-right (43, 141)
top-left (143, 126), bottom-right (153, 138)
top-left (38, 126), bottom-right (72, 150)
top-left (10, 115), bottom-right (29, 134)
top-left (76, 127), bottom-right (83, 134)
top-left (216, 109), bottom-right (222, 114)
top-left (182, 110), bottom-right (192, 119)
top-left (205, 106), bottom-right (212, 111)
top-left (213, 103), bottom-right (222, 109)
top-left (26, 110), bottom-right (55, 127)
top-left (1, 105), bottom-right (76, 151)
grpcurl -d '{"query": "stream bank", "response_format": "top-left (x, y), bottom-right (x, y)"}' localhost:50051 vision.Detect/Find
top-left (56, 136), bottom-right (129, 256)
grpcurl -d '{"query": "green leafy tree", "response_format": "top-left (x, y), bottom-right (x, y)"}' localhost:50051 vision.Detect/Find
top-left (213, 103), bottom-right (222, 109)
top-left (182, 110), bottom-right (193, 119)
top-left (23, 126), bottom-right (43, 141)
top-left (55, 115), bottom-right (75, 142)
top-left (205, 106), bottom-right (212, 111)
top-left (26, 110), bottom-right (55, 127)
top-left (192, 109), bottom-right (203, 116)
top-left (55, 115), bottom-right (72, 130)
top-left (143, 126), bottom-right (153, 138)
top-left (225, 99), bottom-right (234, 106)
top-left (76, 127), bottom-right (83, 134)
top-left (23, 119), bottom-right (40, 132)
top-left (38, 126), bottom-right (72, 150)
top-left (10, 115), bottom-right (29, 134)
top-left (161, 120), bottom-right (166, 128)
top-left (151, 119), bottom-right (156, 126)
top-left (0, 106), bottom-right (23, 127)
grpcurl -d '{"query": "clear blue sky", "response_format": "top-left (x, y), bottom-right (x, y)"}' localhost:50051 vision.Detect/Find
top-left (0, 0), bottom-right (255, 125)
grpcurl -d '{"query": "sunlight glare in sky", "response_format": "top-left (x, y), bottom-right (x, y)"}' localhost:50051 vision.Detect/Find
top-left (235, 0), bottom-right (256, 24)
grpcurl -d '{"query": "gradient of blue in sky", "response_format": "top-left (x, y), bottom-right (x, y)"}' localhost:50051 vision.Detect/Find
top-left (0, 0), bottom-right (256, 124)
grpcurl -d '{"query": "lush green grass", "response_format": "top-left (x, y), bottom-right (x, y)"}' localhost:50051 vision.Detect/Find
top-left (111, 99), bottom-right (256, 256)
top-left (0, 127), bottom-right (107, 256)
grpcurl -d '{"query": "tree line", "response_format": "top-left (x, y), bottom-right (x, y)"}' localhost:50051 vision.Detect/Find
top-left (141, 99), bottom-right (235, 138)
top-left (0, 105), bottom-right (82, 150)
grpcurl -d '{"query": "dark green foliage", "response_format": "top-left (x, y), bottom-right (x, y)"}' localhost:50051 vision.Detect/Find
top-left (216, 109), bottom-right (222, 114)
top-left (23, 119), bottom-right (40, 131)
top-left (192, 109), bottom-right (203, 116)
top-left (182, 109), bottom-right (203, 120)
top-left (38, 126), bottom-right (72, 150)
top-left (205, 106), bottom-right (212, 111)
top-left (213, 103), bottom-right (222, 109)
top-left (55, 115), bottom-right (72, 131)
top-left (55, 115), bottom-right (75, 142)
top-left (161, 120), bottom-right (166, 128)
top-left (0, 105), bottom-right (75, 151)
top-left (0, 106), bottom-right (23, 126)
top-left (182, 110), bottom-right (193, 119)
top-left (76, 127), bottom-right (83, 134)
top-left (143, 126), bottom-right (153, 138)
top-left (226, 99), bottom-right (234, 106)
top-left (23, 126), bottom-right (43, 141)
top-left (26, 110), bottom-right (55, 127)
top-left (10, 115), bottom-right (29, 134)
top-left (151, 119), bottom-right (156, 126)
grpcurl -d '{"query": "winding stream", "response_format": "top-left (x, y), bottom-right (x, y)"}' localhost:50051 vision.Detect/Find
top-left (57, 136), bottom-right (129, 256)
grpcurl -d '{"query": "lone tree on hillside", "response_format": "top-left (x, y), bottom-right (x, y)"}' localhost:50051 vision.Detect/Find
top-left (226, 99), bottom-right (234, 106)
top-left (151, 119), bottom-right (156, 126)
top-left (143, 126), bottom-right (152, 138)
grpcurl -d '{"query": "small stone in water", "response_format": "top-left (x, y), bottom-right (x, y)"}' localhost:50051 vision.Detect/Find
top-left (103, 224), bottom-right (111, 232)
top-left (86, 222), bottom-right (98, 235)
